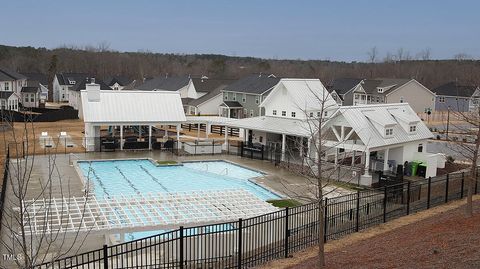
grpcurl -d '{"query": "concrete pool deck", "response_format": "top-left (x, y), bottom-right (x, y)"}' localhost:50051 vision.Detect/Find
top-left (19, 151), bottom-right (353, 201)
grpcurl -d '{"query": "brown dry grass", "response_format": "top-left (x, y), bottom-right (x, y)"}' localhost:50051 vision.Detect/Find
top-left (259, 196), bottom-right (480, 269)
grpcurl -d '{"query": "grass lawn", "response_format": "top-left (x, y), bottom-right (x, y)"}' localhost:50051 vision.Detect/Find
top-left (267, 199), bottom-right (302, 208)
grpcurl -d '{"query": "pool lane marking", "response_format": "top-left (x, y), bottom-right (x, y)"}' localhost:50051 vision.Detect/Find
top-left (115, 166), bottom-right (141, 195)
top-left (139, 165), bottom-right (169, 192)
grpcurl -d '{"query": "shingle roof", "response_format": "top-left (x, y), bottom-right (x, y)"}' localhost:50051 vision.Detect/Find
top-left (360, 78), bottom-right (412, 95)
top-left (71, 78), bottom-right (111, 92)
top-left (56, 73), bottom-right (90, 86)
top-left (433, 82), bottom-right (477, 97)
top-left (0, 68), bottom-right (27, 80)
top-left (0, 91), bottom-right (15, 99)
top-left (187, 85), bottom-right (224, 107)
top-left (329, 78), bottom-right (363, 95)
top-left (104, 76), bottom-right (134, 87)
top-left (221, 101), bottom-right (243, 108)
top-left (191, 77), bottom-right (234, 93)
top-left (223, 74), bottom-right (280, 94)
top-left (21, 86), bottom-right (40, 93)
top-left (23, 72), bottom-right (48, 85)
top-left (137, 76), bottom-right (190, 91)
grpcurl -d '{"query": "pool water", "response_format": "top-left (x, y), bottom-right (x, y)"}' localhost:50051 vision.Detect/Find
top-left (78, 159), bottom-right (279, 201)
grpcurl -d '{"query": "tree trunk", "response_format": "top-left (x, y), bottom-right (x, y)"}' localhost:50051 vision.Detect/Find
top-left (467, 118), bottom-right (480, 216)
top-left (316, 120), bottom-right (325, 268)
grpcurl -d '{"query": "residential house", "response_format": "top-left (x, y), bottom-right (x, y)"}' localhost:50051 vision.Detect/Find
top-left (137, 76), bottom-right (197, 98)
top-left (69, 78), bottom-right (111, 118)
top-left (53, 73), bottom-right (90, 102)
top-left (20, 82), bottom-right (40, 108)
top-left (221, 74), bottom-right (280, 118)
top-left (329, 78), bottom-right (436, 113)
top-left (0, 68), bottom-right (27, 96)
top-left (104, 76), bottom-right (135, 90)
top-left (23, 72), bottom-right (50, 102)
top-left (0, 91), bottom-right (19, 111)
top-left (183, 77), bottom-right (233, 115)
top-left (433, 82), bottom-right (480, 112)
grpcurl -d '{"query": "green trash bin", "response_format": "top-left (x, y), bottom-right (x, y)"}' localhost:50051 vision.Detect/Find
top-left (410, 161), bottom-right (421, 176)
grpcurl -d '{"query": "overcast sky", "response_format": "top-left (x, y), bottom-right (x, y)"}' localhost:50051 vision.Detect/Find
top-left (1, 0), bottom-right (478, 61)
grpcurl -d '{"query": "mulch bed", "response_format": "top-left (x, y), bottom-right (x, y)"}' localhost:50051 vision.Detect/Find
top-left (288, 200), bottom-right (480, 269)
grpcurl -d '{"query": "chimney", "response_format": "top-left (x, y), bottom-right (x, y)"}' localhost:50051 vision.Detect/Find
top-left (86, 78), bottom-right (100, 102)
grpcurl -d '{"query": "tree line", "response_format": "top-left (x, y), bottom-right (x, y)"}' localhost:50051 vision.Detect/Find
top-left (0, 44), bottom-right (479, 89)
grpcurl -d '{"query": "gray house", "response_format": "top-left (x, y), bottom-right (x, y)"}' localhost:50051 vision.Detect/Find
top-left (433, 82), bottom-right (480, 112)
top-left (221, 74), bottom-right (280, 118)
top-left (328, 78), bottom-right (435, 113)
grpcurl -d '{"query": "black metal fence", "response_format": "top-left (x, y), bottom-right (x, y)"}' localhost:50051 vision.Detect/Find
top-left (0, 149), bottom-right (9, 234)
top-left (33, 168), bottom-right (479, 269)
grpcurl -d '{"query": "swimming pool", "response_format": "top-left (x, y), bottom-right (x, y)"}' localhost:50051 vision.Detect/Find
top-left (77, 159), bottom-right (279, 201)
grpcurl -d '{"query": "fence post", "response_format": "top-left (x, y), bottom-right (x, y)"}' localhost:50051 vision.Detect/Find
top-left (445, 174), bottom-right (449, 203)
top-left (476, 172), bottom-right (478, 194)
top-left (103, 244), bottom-right (108, 269)
top-left (427, 177), bottom-right (431, 209)
top-left (284, 207), bottom-right (289, 258)
top-left (240, 142), bottom-right (244, 157)
top-left (406, 181), bottom-right (411, 215)
top-left (261, 145), bottom-right (264, 160)
top-left (212, 139), bottom-right (215, 156)
top-left (383, 186), bottom-right (387, 223)
top-left (179, 226), bottom-right (184, 269)
top-left (324, 198), bottom-right (328, 243)
top-left (238, 218), bottom-right (243, 269)
top-left (461, 172), bottom-right (465, 199)
top-left (355, 191), bottom-right (360, 232)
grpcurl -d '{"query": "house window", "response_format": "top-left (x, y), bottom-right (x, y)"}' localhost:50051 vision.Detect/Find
top-left (439, 96), bottom-right (445, 103)
top-left (4, 82), bottom-right (9, 91)
top-left (242, 94), bottom-right (246, 103)
top-left (324, 111), bottom-right (328, 117)
top-left (30, 94), bottom-right (34, 102)
top-left (418, 143), bottom-right (423, 152)
top-left (233, 110), bottom-right (237, 117)
top-left (317, 111), bottom-right (321, 117)
top-left (385, 128), bottom-right (393, 136)
top-left (309, 112), bottom-right (314, 117)
top-left (409, 125), bottom-right (417, 133)
top-left (273, 110), bottom-right (277, 115)
top-left (244, 108), bottom-right (247, 117)
top-left (250, 110), bottom-right (254, 117)
top-left (377, 88), bottom-right (384, 93)
top-left (259, 136), bottom-right (263, 143)
top-left (255, 96), bottom-right (260, 105)
top-left (400, 96), bottom-right (404, 103)
top-left (24, 96), bottom-right (28, 103)
top-left (291, 112), bottom-right (296, 117)
top-left (376, 96), bottom-right (380, 102)
top-left (232, 93), bottom-right (236, 101)
top-left (282, 111), bottom-right (286, 116)
top-left (224, 94), bottom-right (228, 100)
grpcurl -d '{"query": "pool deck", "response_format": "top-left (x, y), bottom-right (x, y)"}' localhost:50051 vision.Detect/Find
top-left (20, 151), bottom-right (352, 201)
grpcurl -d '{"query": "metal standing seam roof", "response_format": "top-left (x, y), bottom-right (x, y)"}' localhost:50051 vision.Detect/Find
top-left (185, 116), bottom-right (238, 125)
top-left (227, 116), bottom-right (313, 137)
top-left (331, 103), bottom-right (433, 149)
top-left (19, 189), bottom-right (278, 236)
top-left (262, 79), bottom-right (339, 111)
top-left (81, 90), bottom-right (186, 124)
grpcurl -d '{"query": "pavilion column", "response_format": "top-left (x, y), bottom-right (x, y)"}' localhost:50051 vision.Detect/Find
top-left (164, 125), bottom-right (168, 139)
top-left (227, 109), bottom-right (231, 118)
top-left (281, 134), bottom-right (286, 162)
top-left (139, 125), bottom-right (142, 139)
top-left (364, 149), bottom-right (370, 176)
top-left (383, 148), bottom-right (390, 172)
top-left (120, 125), bottom-right (124, 150)
top-left (176, 124), bottom-right (181, 149)
top-left (334, 148), bottom-right (338, 165)
top-left (197, 123), bottom-right (201, 140)
top-left (148, 125), bottom-right (152, 150)
top-left (206, 122), bottom-right (211, 137)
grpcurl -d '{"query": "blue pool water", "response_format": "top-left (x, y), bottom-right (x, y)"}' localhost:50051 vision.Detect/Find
top-left (78, 159), bottom-right (279, 201)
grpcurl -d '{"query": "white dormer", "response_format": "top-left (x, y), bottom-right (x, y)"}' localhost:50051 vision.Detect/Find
top-left (385, 127), bottom-right (394, 138)
top-left (377, 87), bottom-right (384, 93)
top-left (68, 78), bottom-right (76, 85)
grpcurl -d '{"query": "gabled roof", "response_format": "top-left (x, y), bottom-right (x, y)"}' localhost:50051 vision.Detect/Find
top-left (81, 90), bottom-right (186, 124)
top-left (191, 77), bottom-right (233, 93)
top-left (104, 76), bottom-right (134, 87)
top-left (223, 74), bottom-right (280, 95)
top-left (0, 91), bottom-right (15, 99)
top-left (71, 78), bottom-right (111, 92)
top-left (221, 101), bottom-right (243, 108)
top-left (0, 68), bottom-right (27, 81)
top-left (23, 72), bottom-right (48, 85)
top-left (21, 86), bottom-right (40, 93)
top-left (56, 73), bottom-right (90, 86)
top-left (227, 116), bottom-right (311, 137)
top-left (329, 78), bottom-right (363, 95)
top-left (433, 82), bottom-right (478, 97)
top-left (260, 78), bottom-right (338, 111)
top-left (329, 103), bottom-right (432, 149)
top-left (360, 78), bottom-right (412, 95)
top-left (137, 76), bottom-right (190, 91)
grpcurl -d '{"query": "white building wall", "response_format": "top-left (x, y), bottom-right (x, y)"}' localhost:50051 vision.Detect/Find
top-left (197, 94), bottom-right (223, 115)
top-left (386, 80), bottom-right (436, 113)
top-left (263, 84), bottom-right (309, 120)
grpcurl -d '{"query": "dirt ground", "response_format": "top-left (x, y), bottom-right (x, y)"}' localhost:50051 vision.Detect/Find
top-left (260, 196), bottom-right (480, 269)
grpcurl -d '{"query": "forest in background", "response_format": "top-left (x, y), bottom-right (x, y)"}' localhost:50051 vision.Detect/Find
top-left (0, 44), bottom-right (479, 88)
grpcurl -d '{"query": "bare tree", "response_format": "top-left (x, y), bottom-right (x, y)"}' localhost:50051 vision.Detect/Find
top-left (0, 113), bottom-right (92, 269)
top-left (417, 48), bottom-right (431, 60)
top-left (276, 86), bottom-right (365, 268)
top-left (367, 47), bottom-right (378, 63)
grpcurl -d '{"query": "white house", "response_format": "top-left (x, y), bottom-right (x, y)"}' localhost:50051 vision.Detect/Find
top-left (0, 68), bottom-right (27, 96)
top-left (20, 84), bottom-right (40, 108)
top-left (0, 91), bottom-right (19, 111)
top-left (68, 78), bottom-right (111, 118)
top-left (137, 76), bottom-right (197, 99)
top-left (104, 76), bottom-right (135, 91)
top-left (53, 73), bottom-right (89, 102)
